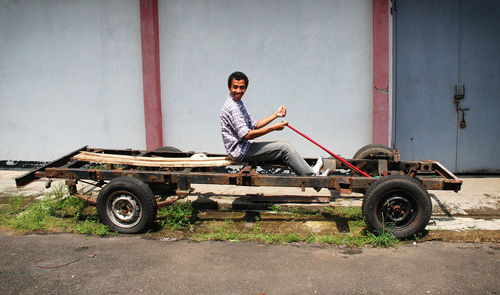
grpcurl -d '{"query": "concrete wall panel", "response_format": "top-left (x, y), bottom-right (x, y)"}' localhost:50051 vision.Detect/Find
top-left (0, 0), bottom-right (145, 161)
top-left (159, 0), bottom-right (373, 158)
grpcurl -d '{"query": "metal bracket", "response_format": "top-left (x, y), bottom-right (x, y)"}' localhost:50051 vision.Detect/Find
top-left (175, 174), bottom-right (191, 197)
top-left (236, 165), bottom-right (254, 186)
top-left (454, 84), bottom-right (466, 110)
top-left (391, 0), bottom-right (398, 15)
top-left (377, 160), bottom-right (388, 176)
top-left (65, 179), bottom-right (78, 194)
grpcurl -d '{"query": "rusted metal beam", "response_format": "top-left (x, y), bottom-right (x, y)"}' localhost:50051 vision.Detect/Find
top-left (244, 194), bottom-right (330, 203)
top-left (15, 147), bottom-right (463, 204)
top-left (15, 145), bottom-right (88, 187)
top-left (39, 164), bottom-right (463, 195)
top-left (43, 167), bottom-right (172, 184)
top-left (157, 196), bottom-right (179, 207)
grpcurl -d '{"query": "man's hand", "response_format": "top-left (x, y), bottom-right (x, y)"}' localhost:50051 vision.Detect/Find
top-left (255, 106), bottom-right (287, 130)
top-left (245, 121), bottom-right (288, 140)
top-left (273, 121), bottom-right (288, 131)
top-left (275, 106), bottom-right (287, 118)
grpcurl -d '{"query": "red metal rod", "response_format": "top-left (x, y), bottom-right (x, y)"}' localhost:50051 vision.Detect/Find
top-left (286, 124), bottom-right (371, 177)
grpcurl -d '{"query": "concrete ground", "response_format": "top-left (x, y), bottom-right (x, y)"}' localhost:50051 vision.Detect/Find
top-left (1, 169), bottom-right (499, 231)
top-left (1, 169), bottom-right (499, 294)
top-left (0, 231), bottom-right (499, 295)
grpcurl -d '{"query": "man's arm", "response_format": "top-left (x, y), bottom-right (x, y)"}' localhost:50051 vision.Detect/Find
top-left (243, 121), bottom-right (288, 140)
top-left (255, 105), bottom-right (287, 128)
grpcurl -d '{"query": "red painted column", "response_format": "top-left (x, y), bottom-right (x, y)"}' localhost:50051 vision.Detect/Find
top-left (140, 0), bottom-right (163, 150)
top-left (372, 0), bottom-right (390, 145)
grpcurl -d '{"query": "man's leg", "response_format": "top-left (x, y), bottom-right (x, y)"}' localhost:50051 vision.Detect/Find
top-left (242, 141), bottom-right (314, 176)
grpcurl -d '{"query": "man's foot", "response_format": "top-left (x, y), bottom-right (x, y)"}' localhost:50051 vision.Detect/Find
top-left (312, 156), bottom-right (324, 175)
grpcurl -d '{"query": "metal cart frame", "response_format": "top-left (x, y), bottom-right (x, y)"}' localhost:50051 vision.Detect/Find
top-left (15, 145), bottom-right (463, 238)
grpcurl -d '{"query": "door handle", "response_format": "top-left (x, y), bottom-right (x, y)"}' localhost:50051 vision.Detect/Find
top-left (458, 108), bottom-right (470, 129)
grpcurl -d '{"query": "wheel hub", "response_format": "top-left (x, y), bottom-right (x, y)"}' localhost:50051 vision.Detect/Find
top-left (111, 195), bottom-right (140, 223)
top-left (382, 196), bottom-right (413, 223)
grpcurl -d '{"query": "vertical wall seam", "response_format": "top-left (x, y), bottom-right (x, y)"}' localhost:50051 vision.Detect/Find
top-left (372, 0), bottom-right (390, 145)
top-left (140, 0), bottom-right (163, 150)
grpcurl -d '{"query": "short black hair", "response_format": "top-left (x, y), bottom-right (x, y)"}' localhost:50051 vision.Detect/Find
top-left (228, 71), bottom-right (249, 89)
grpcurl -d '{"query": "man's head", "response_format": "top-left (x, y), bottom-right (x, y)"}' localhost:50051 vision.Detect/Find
top-left (228, 71), bottom-right (249, 101)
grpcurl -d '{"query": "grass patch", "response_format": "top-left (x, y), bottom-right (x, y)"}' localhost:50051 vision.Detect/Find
top-left (324, 206), bottom-right (363, 219)
top-left (0, 184), bottom-right (114, 236)
top-left (269, 204), bottom-right (283, 213)
top-left (8, 195), bottom-right (24, 214)
top-left (1, 185), bottom-right (399, 247)
top-left (5, 200), bottom-right (68, 232)
top-left (191, 211), bottom-right (399, 248)
top-left (157, 201), bottom-right (199, 230)
top-left (74, 218), bottom-right (113, 236)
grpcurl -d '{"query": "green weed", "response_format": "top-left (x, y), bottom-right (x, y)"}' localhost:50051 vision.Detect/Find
top-left (413, 232), bottom-right (424, 240)
top-left (1, 186), bottom-right (401, 246)
top-left (5, 199), bottom-right (65, 232)
top-left (74, 219), bottom-right (113, 236)
top-left (268, 205), bottom-right (323, 219)
top-left (366, 230), bottom-right (399, 247)
top-left (253, 233), bottom-right (301, 244)
top-left (158, 202), bottom-right (198, 230)
top-left (316, 235), bottom-right (342, 245)
top-left (51, 183), bottom-right (68, 199)
top-left (194, 229), bottom-right (304, 244)
top-left (305, 231), bottom-right (317, 243)
top-left (253, 216), bottom-right (261, 234)
top-left (190, 207), bottom-right (400, 247)
top-left (0, 185), bottom-right (112, 236)
top-left (366, 214), bottom-right (400, 247)
top-left (325, 206), bottom-right (363, 219)
top-left (56, 195), bottom-right (89, 219)
top-left (269, 204), bottom-right (283, 213)
top-left (8, 195), bottom-right (24, 214)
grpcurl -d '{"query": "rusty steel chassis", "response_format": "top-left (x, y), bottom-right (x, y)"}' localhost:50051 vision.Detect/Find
top-left (15, 146), bottom-right (463, 206)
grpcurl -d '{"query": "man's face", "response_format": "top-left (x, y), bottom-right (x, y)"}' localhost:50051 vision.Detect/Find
top-left (229, 78), bottom-right (246, 101)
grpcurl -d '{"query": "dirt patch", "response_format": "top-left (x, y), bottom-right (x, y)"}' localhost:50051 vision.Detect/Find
top-left (148, 210), bottom-right (500, 244)
top-left (0, 195), bottom-right (38, 204)
top-left (420, 230), bottom-right (500, 243)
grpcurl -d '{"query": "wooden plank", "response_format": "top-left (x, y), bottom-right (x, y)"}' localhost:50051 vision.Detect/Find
top-left (71, 151), bottom-right (236, 167)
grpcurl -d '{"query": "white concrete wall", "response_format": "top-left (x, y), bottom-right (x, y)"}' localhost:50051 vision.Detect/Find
top-left (0, 0), bottom-right (145, 161)
top-left (159, 0), bottom-right (373, 158)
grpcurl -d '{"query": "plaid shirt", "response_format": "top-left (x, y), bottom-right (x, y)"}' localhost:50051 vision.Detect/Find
top-left (220, 94), bottom-right (258, 160)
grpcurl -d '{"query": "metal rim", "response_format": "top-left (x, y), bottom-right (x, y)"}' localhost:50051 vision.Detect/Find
top-left (105, 190), bottom-right (143, 229)
top-left (376, 189), bottom-right (418, 229)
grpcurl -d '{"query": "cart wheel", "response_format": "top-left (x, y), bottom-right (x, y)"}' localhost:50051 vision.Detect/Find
top-left (155, 146), bottom-right (182, 153)
top-left (362, 175), bottom-right (431, 239)
top-left (97, 177), bottom-right (157, 234)
top-left (353, 144), bottom-right (393, 159)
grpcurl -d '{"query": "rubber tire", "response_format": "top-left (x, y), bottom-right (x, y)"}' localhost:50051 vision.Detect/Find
top-left (154, 146), bottom-right (182, 153)
top-left (353, 144), bottom-right (393, 159)
top-left (97, 177), bottom-right (157, 234)
top-left (362, 175), bottom-right (432, 239)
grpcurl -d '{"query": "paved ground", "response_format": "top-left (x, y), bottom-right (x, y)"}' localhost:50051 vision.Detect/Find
top-left (0, 231), bottom-right (498, 295)
top-left (2, 170), bottom-right (499, 231)
top-left (1, 170), bottom-right (500, 294)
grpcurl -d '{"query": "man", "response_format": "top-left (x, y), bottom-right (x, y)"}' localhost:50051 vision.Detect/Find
top-left (220, 71), bottom-right (326, 176)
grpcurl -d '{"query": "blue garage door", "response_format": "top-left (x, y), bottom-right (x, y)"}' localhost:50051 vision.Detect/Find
top-left (394, 0), bottom-right (500, 173)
